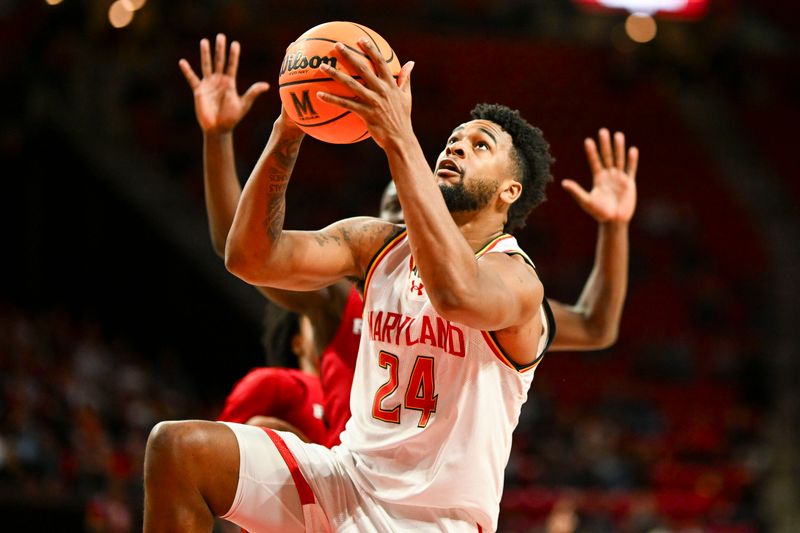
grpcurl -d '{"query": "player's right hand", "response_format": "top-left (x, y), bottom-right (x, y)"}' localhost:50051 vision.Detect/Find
top-left (179, 33), bottom-right (270, 135)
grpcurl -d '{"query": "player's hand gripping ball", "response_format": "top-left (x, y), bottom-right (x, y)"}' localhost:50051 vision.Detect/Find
top-left (279, 21), bottom-right (401, 144)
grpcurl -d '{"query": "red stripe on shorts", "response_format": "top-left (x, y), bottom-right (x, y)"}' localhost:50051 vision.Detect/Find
top-left (261, 428), bottom-right (316, 506)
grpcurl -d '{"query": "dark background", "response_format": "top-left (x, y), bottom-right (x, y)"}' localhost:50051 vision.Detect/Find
top-left (1, 0), bottom-right (798, 531)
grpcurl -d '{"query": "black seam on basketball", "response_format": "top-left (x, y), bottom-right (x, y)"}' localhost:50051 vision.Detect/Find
top-left (352, 130), bottom-right (370, 142)
top-left (294, 37), bottom-right (368, 58)
top-left (349, 23), bottom-right (395, 64)
top-left (279, 75), bottom-right (367, 89)
top-left (297, 110), bottom-right (352, 127)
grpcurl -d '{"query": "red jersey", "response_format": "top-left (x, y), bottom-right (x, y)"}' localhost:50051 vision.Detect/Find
top-left (320, 286), bottom-right (364, 447)
top-left (217, 367), bottom-right (327, 445)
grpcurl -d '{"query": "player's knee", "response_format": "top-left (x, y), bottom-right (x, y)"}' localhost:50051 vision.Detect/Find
top-left (146, 421), bottom-right (208, 470)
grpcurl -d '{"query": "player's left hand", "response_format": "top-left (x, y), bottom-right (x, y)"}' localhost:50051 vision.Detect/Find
top-left (179, 33), bottom-right (270, 135)
top-left (316, 39), bottom-right (415, 150)
top-left (562, 129), bottom-right (639, 224)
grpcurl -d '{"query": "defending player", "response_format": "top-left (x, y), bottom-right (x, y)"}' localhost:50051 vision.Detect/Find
top-left (178, 34), bottom-right (637, 449)
top-left (147, 37), bottom-right (639, 532)
top-left (216, 301), bottom-right (326, 443)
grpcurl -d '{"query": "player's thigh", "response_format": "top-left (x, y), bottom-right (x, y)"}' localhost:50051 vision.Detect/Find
top-left (220, 422), bottom-right (306, 533)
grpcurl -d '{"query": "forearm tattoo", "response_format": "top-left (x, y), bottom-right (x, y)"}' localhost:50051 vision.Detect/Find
top-left (263, 135), bottom-right (302, 241)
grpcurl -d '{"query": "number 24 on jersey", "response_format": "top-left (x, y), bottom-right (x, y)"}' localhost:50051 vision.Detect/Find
top-left (371, 351), bottom-right (438, 428)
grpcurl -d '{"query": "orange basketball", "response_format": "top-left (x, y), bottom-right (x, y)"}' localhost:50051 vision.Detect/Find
top-left (278, 21), bottom-right (401, 144)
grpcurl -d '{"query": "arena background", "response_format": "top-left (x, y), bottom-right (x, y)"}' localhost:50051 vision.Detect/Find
top-left (2, 0), bottom-right (798, 531)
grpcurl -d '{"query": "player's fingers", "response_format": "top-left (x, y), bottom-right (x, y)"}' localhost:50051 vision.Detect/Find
top-left (214, 33), bottom-right (226, 73)
top-left (227, 41), bottom-right (241, 78)
top-left (599, 128), bottom-right (613, 169)
top-left (584, 137), bottom-right (603, 177)
top-left (333, 42), bottom-right (381, 90)
top-left (317, 90), bottom-right (368, 114)
top-left (561, 180), bottom-right (592, 208)
top-left (627, 146), bottom-right (639, 180)
top-left (614, 131), bottom-right (626, 172)
top-left (397, 61), bottom-right (415, 91)
top-left (356, 37), bottom-right (392, 82)
top-left (179, 59), bottom-right (201, 89)
top-left (319, 62), bottom-right (373, 101)
top-left (200, 38), bottom-right (212, 77)
top-left (242, 82), bottom-right (270, 109)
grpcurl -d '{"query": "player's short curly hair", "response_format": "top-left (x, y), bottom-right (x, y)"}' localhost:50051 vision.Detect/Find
top-left (261, 300), bottom-right (300, 369)
top-left (470, 103), bottom-right (554, 233)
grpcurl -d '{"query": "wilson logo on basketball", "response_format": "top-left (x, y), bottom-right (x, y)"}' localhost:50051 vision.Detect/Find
top-left (289, 90), bottom-right (319, 120)
top-left (279, 51), bottom-right (338, 75)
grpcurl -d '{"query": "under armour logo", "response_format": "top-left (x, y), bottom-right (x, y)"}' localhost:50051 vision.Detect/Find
top-left (410, 280), bottom-right (424, 296)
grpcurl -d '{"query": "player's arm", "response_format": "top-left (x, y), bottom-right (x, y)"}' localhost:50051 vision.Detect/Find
top-left (224, 106), bottom-right (400, 290)
top-left (547, 129), bottom-right (639, 351)
top-left (316, 40), bottom-right (540, 334)
top-left (180, 34), bottom-right (353, 316)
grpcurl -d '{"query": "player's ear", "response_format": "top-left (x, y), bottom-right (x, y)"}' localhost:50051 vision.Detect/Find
top-left (290, 333), bottom-right (303, 357)
top-left (499, 179), bottom-right (522, 206)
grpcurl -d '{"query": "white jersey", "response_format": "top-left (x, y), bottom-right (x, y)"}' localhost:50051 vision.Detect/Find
top-left (337, 229), bottom-right (555, 531)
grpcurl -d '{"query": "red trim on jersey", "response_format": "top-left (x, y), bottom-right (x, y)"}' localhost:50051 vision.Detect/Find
top-left (363, 229), bottom-right (407, 303)
top-left (261, 428), bottom-right (315, 506)
top-left (481, 330), bottom-right (541, 373)
top-left (475, 234), bottom-right (514, 258)
top-left (478, 525), bottom-right (483, 532)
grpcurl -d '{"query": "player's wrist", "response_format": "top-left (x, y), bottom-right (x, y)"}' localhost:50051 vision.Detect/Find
top-left (600, 219), bottom-right (629, 232)
top-left (274, 115), bottom-right (305, 139)
top-left (204, 129), bottom-right (234, 141)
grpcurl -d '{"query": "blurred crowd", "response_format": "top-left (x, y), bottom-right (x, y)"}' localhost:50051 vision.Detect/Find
top-left (0, 303), bottom-right (208, 532)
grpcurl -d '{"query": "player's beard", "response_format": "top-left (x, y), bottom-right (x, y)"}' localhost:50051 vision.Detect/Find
top-left (439, 178), bottom-right (498, 213)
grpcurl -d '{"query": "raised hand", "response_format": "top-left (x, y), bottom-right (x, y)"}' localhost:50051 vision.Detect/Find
top-left (315, 39), bottom-right (415, 149)
top-left (179, 33), bottom-right (270, 134)
top-left (562, 129), bottom-right (639, 224)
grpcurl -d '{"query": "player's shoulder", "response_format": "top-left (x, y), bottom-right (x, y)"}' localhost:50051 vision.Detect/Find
top-left (326, 216), bottom-right (405, 276)
top-left (479, 251), bottom-right (542, 285)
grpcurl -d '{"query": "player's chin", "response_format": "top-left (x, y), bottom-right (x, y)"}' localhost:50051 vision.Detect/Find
top-left (436, 174), bottom-right (461, 187)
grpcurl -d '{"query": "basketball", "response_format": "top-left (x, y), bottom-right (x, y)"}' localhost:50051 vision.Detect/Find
top-left (278, 21), bottom-right (401, 144)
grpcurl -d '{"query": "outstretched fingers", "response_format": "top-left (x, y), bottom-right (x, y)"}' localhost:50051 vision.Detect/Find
top-left (179, 59), bottom-right (200, 89)
top-left (584, 137), bottom-right (603, 178)
top-left (599, 128), bottom-right (613, 169)
top-left (627, 146), bottom-right (639, 180)
top-left (200, 38), bottom-right (212, 77)
top-left (562, 179), bottom-right (592, 210)
top-left (242, 81), bottom-right (271, 109)
top-left (614, 131), bottom-right (626, 171)
top-left (214, 33), bottom-right (226, 73)
top-left (227, 40), bottom-right (241, 78)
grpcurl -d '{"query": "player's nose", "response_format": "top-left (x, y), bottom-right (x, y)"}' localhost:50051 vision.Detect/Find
top-left (445, 141), bottom-right (465, 158)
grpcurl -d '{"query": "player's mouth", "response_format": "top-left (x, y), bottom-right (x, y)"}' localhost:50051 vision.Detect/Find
top-left (435, 158), bottom-right (463, 179)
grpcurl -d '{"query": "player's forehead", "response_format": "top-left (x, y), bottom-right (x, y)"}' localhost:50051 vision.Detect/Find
top-left (450, 119), bottom-right (511, 146)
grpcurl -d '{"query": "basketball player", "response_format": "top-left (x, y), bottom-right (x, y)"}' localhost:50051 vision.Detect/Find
top-left (217, 301), bottom-right (326, 444)
top-left (178, 35), bottom-right (636, 451)
top-left (147, 38), bottom-right (639, 532)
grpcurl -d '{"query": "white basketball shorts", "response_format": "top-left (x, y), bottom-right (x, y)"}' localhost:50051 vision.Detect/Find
top-left (219, 422), bottom-right (484, 532)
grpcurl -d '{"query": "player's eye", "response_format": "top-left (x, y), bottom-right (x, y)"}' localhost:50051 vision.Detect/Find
top-left (447, 137), bottom-right (458, 145)
top-left (476, 141), bottom-right (489, 150)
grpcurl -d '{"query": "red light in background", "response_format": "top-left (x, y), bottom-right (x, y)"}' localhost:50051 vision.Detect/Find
top-left (573, 0), bottom-right (708, 20)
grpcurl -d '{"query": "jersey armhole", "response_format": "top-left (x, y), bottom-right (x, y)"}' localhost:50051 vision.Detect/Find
top-left (362, 227), bottom-right (407, 303)
top-left (480, 252), bottom-right (557, 373)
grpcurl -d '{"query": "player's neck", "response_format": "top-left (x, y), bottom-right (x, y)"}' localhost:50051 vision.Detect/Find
top-left (298, 355), bottom-right (320, 376)
top-left (451, 211), bottom-right (506, 253)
